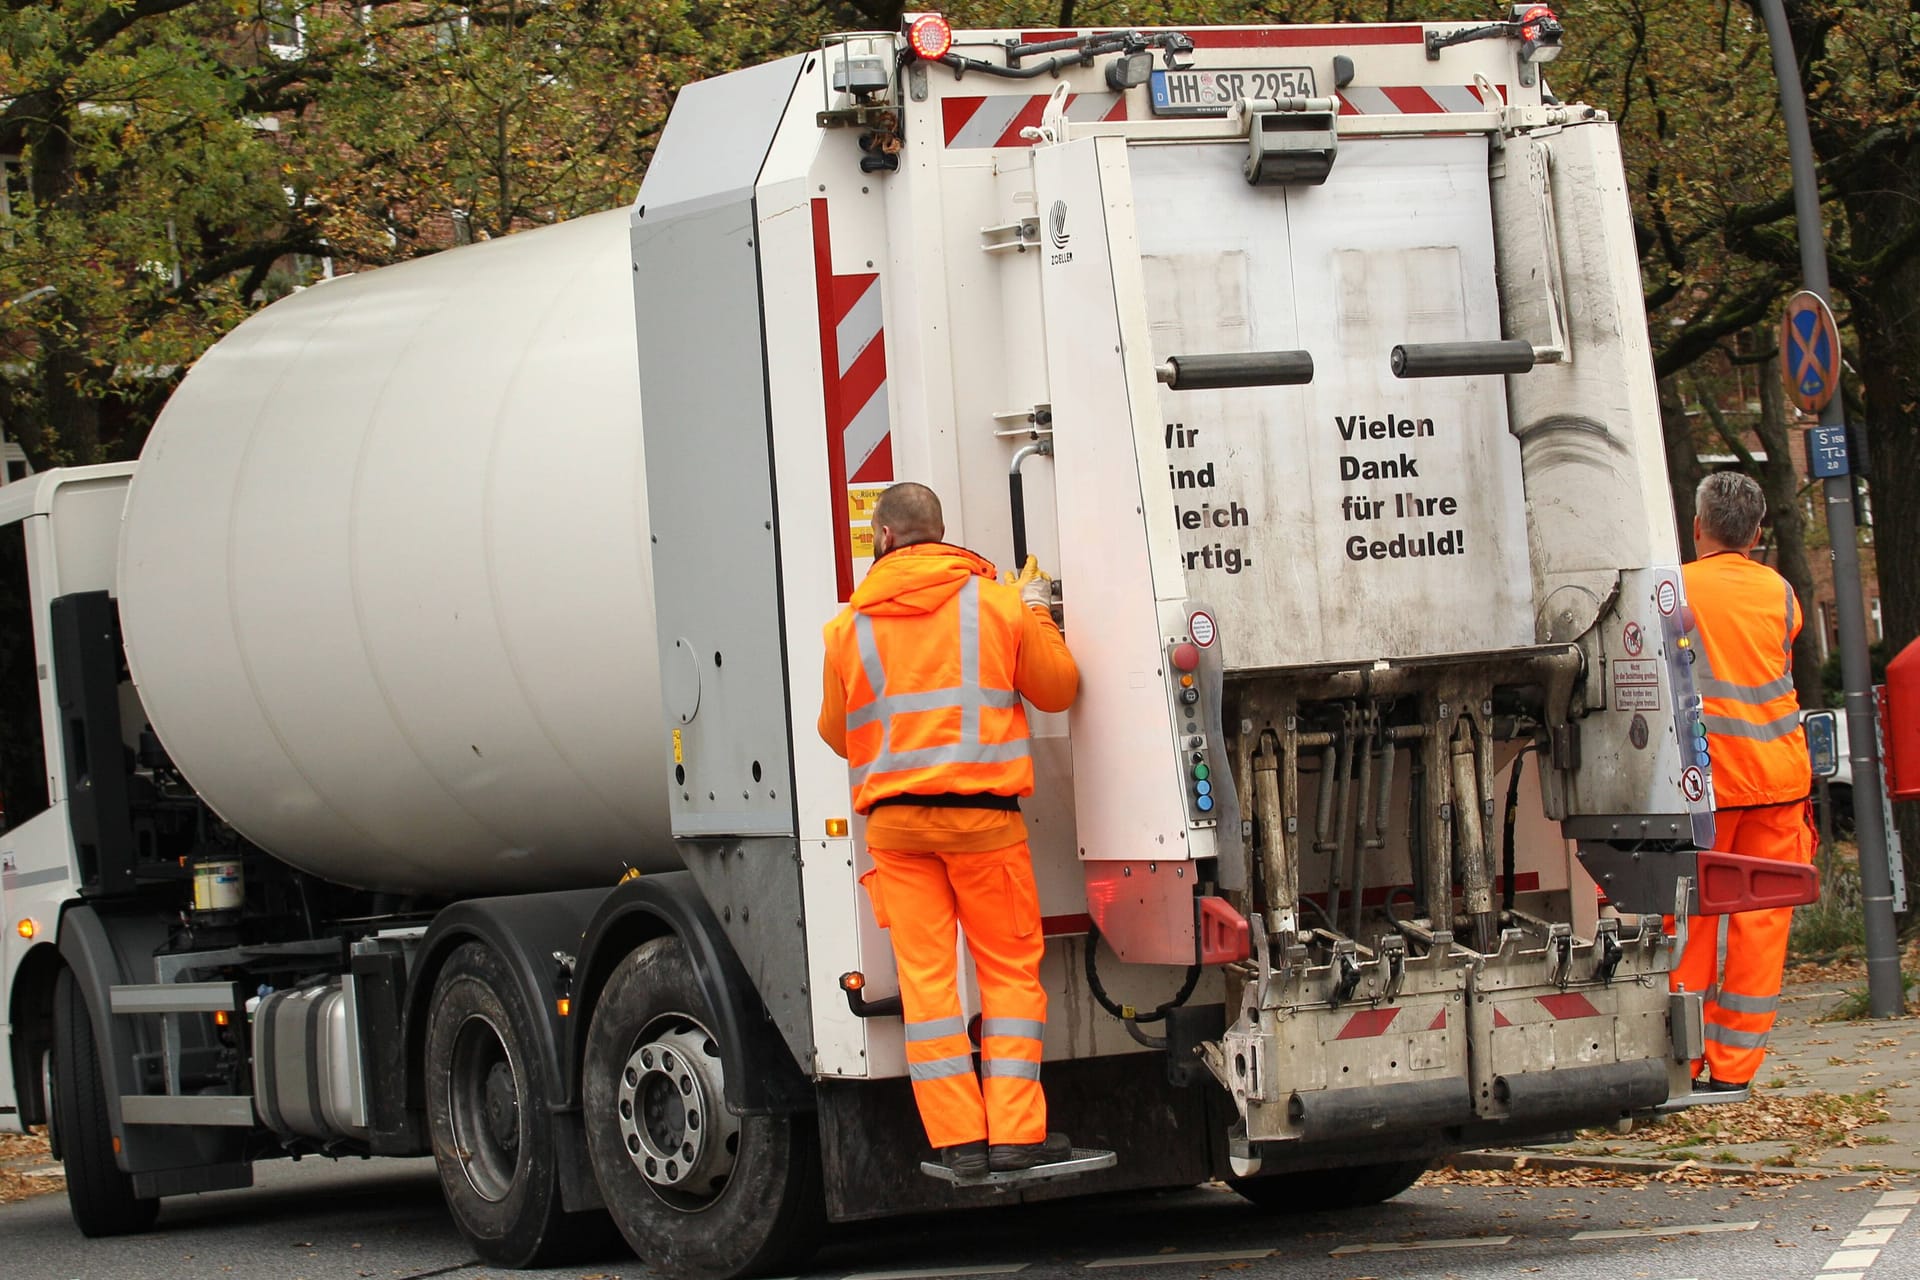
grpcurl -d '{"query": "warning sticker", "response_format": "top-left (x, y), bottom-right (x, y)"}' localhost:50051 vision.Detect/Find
top-left (1613, 658), bottom-right (1661, 712)
top-left (848, 485), bottom-right (886, 562)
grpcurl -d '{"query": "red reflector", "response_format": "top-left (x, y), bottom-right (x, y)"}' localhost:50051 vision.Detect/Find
top-left (1694, 850), bottom-right (1820, 915)
top-left (1171, 642), bottom-right (1200, 672)
top-left (908, 14), bottom-right (953, 60)
top-left (1198, 896), bottom-right (1250, 965)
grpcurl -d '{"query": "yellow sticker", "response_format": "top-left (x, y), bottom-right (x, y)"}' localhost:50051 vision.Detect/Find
top-left (671, 729), bottom-right (683, 764)
top-left (850, 523), bottom-right (876, 558)
top-left (847, 486), bottom-right (885, 520)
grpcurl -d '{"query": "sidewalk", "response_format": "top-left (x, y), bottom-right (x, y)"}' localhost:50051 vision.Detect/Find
top-left (1483, 975), bottom-right (1920, 1176)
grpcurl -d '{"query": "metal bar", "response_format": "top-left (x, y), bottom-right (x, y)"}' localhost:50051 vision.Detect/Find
top-left (1754, 0), bottom-right (1903, 1018)
top-left (1347, 717), bottom-right (1374, 939)
top-left (120, 1095), bottom-right (257, 1127)
top-left (110, 983), bottom-right (241, 1015)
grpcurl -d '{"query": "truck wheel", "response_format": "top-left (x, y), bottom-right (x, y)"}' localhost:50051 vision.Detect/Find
top-left (52, 968), bottom-right (159, 1236)
top-left (426, 942), bottom-right (612, 1267)
top-left (583, 936), bottom-right (823, 1280)
top-left (1228, 1158), bottom-right (1429, 1212)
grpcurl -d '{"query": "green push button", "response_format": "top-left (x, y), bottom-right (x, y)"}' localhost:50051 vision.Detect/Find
top-left (1192, 762), bottom-right (1210, 782)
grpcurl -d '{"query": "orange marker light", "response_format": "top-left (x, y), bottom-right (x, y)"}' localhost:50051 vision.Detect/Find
top-left (213, 1009), bottom-right (230, 1027)
top-left (556, 997), bottom-right (572, 1018)
top-left (826, 817), bottom-right (850, 837)
top-left (841, 971), bottom-right (866, 991)
top-left (16, 918), bottom-right (35, 940)
top-left (908, 13), bottom-right (953, 60)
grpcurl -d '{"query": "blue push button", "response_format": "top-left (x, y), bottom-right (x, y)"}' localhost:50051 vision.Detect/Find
top-left (1195, 779), bottom-right (1212, 797)
top-left (1195, 794), bottom-right (1215, 813)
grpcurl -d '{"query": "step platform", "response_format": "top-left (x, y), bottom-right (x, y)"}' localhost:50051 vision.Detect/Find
top-left (919, 1148), bottom-right (1117, 1189)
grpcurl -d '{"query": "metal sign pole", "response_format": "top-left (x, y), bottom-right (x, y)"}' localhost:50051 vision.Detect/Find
top-left (1757, 0), bottom-right (1905, 1017)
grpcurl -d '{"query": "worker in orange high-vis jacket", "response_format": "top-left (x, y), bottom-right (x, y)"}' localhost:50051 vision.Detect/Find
top-left (1671, 471), bottom-right (1816, 1091)
top-left (819, 482), bottom-right (1079, 1181)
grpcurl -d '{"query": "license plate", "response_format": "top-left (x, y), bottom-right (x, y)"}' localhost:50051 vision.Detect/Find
top-left (1150, 67), bottom-right (1318, 116)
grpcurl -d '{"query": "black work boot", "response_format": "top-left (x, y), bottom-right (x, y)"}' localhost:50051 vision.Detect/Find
top-left (989, 1132), bottom-right (1073, 1172)
top-left (942, 1140), bottom-right (989, 1179)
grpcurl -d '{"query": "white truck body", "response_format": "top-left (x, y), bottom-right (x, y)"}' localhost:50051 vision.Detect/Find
top-left (1, 18), bottom-right (1794, 1277)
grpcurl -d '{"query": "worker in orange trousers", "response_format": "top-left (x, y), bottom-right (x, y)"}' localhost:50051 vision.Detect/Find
top-left (1671, 472), bottom-right (1817, 1090)
top-left (820, 482), bottom-right (1078, 1179)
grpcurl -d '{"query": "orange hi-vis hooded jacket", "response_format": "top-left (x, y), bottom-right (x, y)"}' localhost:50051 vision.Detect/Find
top-left (1682, 551), bottom-right (1812, 809)
top-left (820, 543), bottom-right (1077, 848)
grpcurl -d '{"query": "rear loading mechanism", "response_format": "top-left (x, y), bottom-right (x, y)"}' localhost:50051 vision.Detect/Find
top-left (1204, 648), bottom-right (1684, 1150)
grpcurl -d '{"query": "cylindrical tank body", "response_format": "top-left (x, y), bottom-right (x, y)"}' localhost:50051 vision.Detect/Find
top-left (119, 210), bottom-right (673, 895)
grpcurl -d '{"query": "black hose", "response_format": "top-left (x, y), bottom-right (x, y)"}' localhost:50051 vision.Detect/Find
top-left (1502, 747), bottom-right (1532, 914)
top-left (1010, 470), bottom-right (1028, 569)
top-left (1083, 921), bottom-right (1201, 1026)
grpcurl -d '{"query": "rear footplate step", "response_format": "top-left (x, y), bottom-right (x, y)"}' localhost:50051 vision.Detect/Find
top-left (919, 1149), bottom-right (1117, 1187)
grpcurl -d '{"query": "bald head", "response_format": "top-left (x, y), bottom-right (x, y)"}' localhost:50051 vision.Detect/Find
top-left (871, 482), bottom-right (944, 557)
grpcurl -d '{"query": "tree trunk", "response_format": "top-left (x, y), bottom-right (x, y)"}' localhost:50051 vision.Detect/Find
top-left (1753, 357), bottom-right (1824, 707)
top-left (23, 99), bottom-right (103, 464)
top-left (1660, 377), bottom-right (1702, 562)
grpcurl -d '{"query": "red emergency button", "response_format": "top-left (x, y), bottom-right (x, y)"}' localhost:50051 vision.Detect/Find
top-left (1171, 643), bottom-right (1200, 672)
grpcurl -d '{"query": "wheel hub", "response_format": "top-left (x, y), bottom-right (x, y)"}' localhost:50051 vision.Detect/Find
top-left (615, 1020), bottom-right (740, 1203)
top-left (447, 1014), bottom-right (521, 1203)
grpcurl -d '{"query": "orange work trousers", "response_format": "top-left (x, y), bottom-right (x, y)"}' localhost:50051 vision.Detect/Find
top-left (1669, 798), bottom-right (1818, 1084)
top-left (862, 840), bottom-right (1048, 1149)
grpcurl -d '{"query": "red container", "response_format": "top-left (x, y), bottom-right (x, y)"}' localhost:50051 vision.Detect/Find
top-left (1886, 637), bottom-right (1920, 802)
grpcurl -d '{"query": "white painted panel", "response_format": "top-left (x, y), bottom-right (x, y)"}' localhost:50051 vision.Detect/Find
top-left (1131, 137), bottom-right (1534, 668)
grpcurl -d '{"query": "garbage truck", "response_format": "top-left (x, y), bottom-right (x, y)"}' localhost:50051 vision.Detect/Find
top-left (0, 14), bottom-right (1817, 1278)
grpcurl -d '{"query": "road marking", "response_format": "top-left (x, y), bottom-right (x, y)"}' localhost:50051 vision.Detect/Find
top-left (1876, 1190), bottom-right (1919, 1207)
top-left (1842, 1229), bottom-right (1895, 1247)
top-left (1572, 1221), bottom-right (1758, 1241)
top-left (1329, 1236), bottom-right (1513, 1255)
top-left (1822, 1250), bottom-right (1881, 1270)
top-left (1086, 1250), bottom-right (1273, 1268)
top-left (1816, 1274), bottom-right (1864, 1280)
top-left (845, 1267), bottom-right (1029, 1280)
top-left (1860, 1209), bottom-right (1911, 1228)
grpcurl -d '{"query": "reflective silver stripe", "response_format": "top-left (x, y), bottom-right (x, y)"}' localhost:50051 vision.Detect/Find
top-left (980, 1017), bottom-right (1045, 1041)
top-left (1701, 712), bottom-right (1803, 743)
top-left (1698, 672), bottom-right (1796, 702)
top-left (853, 612), bottom-right (889, 703)
top-left (980, 1058), bottom-right (1043, 1080)
top-left (1714, 990), bottom-right (1779, 1015)
top-left (958, 577), bottom-right (982, 744)
top-left (850, 738), bottom-right (1031, 787)
top-left (908, 1056), bottom-right (976, 1082)
top-left (844, 685), bottom-right (1021, 730)
top-left (905, 1015), bottom-right (969, 1042)
top-left (1704, 1023), bottom-right (1769, 1048)
top-left (845, 577), bottom-right (1030, 786)
top-left (1783, 580), bottom-right (1797, 666)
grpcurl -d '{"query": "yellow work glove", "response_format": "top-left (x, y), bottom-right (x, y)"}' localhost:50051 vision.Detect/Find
top-left (1003, 556), bottom-right (1053, 611)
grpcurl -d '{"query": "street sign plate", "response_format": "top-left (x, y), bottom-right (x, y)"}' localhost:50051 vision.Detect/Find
top-left (1803, 709), bottom-right (1839, 779)
top-left (1780, 291), bottom-right (1842, 414)
top-left (1807, 425), bottom-right (1850, 478)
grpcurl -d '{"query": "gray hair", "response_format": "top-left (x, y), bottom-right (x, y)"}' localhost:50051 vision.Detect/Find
top-left (1696, 472), bottom-right (1766, 547)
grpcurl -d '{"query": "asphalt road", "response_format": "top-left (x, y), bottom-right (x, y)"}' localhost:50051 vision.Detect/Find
top-left (3, 1157), bottom-right (1914, 1280)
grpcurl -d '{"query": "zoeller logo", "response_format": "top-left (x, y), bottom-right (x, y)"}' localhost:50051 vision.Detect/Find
top-left (1047, 199), bottom-right (1073, 265)
top-left (1049, 200), bottom-right (1071, 249)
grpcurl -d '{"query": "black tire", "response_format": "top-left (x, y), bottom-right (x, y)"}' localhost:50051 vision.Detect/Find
top-left (583, 936), bottom-right (824, 1280)
top-left (53, 967), bottom-right (159, 1236)
top-left (1228, 1158), bottom-right (1430, 1213)
top-left (425, 941), bottom-right (618, 1267)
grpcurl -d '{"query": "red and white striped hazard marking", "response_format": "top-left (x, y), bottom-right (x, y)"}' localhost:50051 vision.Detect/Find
top-left (1337, 84), bottom-right (1500, 115)
top-left (942, 92), bottom-right (1126, 147)
top-left (811, 199), bottom-right (892, 600)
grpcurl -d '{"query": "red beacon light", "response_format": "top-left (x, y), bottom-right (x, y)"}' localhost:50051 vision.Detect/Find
top-left (908, 13), bottom-right (953, 61)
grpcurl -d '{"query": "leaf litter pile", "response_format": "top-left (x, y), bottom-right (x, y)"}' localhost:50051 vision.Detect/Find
top-left (1421, 1155), bottom-right (1800, 1190)
top-left (1646, 1087), bottom-right (1889, 1157)
top-left (0, 1129), bottom-right (60, 1205)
